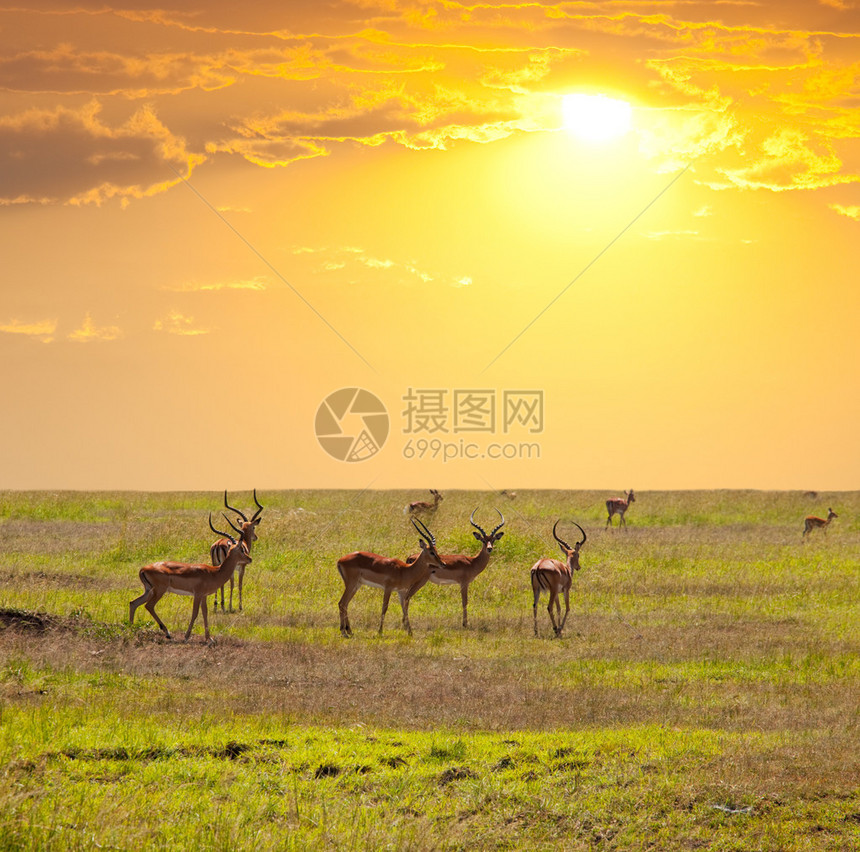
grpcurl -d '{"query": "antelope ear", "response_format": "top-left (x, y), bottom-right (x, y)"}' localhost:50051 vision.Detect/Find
top-left (495, 532), bottom-right (504, 539)
top-left (473, 531), bottom-right (482, 541)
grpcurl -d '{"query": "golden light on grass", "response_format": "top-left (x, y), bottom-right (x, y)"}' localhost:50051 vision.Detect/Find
top-left (561, 93), bottom-right (632, 141)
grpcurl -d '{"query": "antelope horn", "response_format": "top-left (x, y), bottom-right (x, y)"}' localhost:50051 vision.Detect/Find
top-left (222, 512), bottom-right (242, 535)
top-left (411, 516), bottom-right (436, 545)
top-left (251, 488), bottom-right (264, 522)
top-left (469, 508), bottom-right (487, 537)
top-left (224, 490), bottom-right (248, 522)
top-left (490, 508), bottom-right (506, 536)
top-left (573, 522), bottom-right (587, 547)
top-left (209, 513), bottom-right (236, 544)
top-left (552, 519), bottom-right (572, 552)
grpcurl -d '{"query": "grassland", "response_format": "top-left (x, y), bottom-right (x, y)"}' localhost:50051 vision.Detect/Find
top-left (0, 489), bottom-right (858, 850)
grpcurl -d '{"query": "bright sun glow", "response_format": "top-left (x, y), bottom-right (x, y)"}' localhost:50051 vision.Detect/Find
top-left (562, 94), bottom-right (632, 142)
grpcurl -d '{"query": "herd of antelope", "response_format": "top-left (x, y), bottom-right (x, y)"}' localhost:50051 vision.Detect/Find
top-left (129, 488), bottom-right (841, 645)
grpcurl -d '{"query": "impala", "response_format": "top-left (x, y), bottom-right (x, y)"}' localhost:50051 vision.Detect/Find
top-left (500, 489), bottom-right (517, 500)
top-left (337, 517), bottom-right (444, 637)
top-left (802, 507), bottom-right (838, 537)
top-left (211, 489), bottom-right (264, 612)
top-left (130, 515), bottom-right (251, 645)
top-left (406, 489), bottom-right (443, 515)
top-left (606, 489), bottom-right (635, 528)
top-left (530, 520), bottom-right (587, 638)
top-left (415, 509), bottom-right (506, 628)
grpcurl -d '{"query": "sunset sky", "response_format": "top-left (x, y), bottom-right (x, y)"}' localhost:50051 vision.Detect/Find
top-left (1, 0), bottom-right (858, 492)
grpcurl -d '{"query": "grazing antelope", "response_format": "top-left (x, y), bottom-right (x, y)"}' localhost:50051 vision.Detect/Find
top-left (409, 509), bottom-right (506, 628)
top-left (406, 489), bottom-right (443, 515)
top-left (500, 489), bottom-right (517, 499)
top-left (531, 520), bottom-right (587, 638)
top-left (606, 489), bottom-right (635, 528)
top-left (130, 515), bottom-right (252, 645)
top-left (337, 518), bottom-right (444, 637)
top-left (211, 489), bottom-right (264, 612)
top-left (802, 508), bottom-right (838, 538)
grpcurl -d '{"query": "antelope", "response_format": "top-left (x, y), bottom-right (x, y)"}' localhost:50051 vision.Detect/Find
top-left (129, 515), bottom-right (252, 645)
top-left (211, 489), bottom-right (264, 612)
top-left (803, 508), bottom-right (838, 537)
top-left (500, 489), bottom-right (517, 499)
top-left (606, 489), bottom-right (635, 528)
top-left (410, 509), bottom-right (506, 628)
top-left (337, 517), bottom-right (444, 637)
top-left (406, 489), bottom-right (443, 515)
top-left (530, 520), bottom-right (587, 638)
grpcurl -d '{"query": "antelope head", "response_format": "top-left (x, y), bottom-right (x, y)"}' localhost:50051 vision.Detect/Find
top-left (552, 520), bottom-right (587, 571)
top-left (470, 508), bottom-right (506, 553)
top-left (411, 517), bottom-right (443, 571)
top-left (223, 489), bottom-right (264, 544)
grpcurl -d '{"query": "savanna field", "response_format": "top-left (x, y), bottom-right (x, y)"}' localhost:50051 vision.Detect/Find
top-left (0, 489), bottom-right (858, 851)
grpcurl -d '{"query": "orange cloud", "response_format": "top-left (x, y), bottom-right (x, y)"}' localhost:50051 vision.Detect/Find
top-left (1, 3), bottom-right (857, 204)
top-left (0, 318), bottom-right (57, 343)
top-left (0, 100), bottom-right (204, 206)
top-left (153, 311), bottom-right (212, 336)
top-left (163, 277), bottom-right (270, 292)
top-left (829, 202), bottom-right (860, 219)
top-left (68, 314), bottom-right (123, 343)
top-left (711, 128), bottom-right (856, 191)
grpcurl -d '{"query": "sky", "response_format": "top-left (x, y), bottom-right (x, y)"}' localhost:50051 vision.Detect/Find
top-left (0, 0), bottom-right (858, 493)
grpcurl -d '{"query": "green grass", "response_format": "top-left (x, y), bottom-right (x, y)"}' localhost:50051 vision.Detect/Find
top-left (1, 489), bottom-right (859, 849)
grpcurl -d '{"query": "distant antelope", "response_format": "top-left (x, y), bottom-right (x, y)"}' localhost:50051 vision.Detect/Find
top-left (606, 489), bottom-right (635, 528)
top-left (802, 508), bottom-right (838, 538)
top-left (531, 521), bottom-right (587, 638)
top-left (500, 489), bottom-right (517, 499)
top-left (211, 490), bottom-right (264, 612)
top-left (407, 489), bottom-right (443, 515)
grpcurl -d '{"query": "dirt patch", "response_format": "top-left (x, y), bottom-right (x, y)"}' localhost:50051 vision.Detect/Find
top-left (440, 767), bottom-right (477, 784)
top-left (314, 763), bottom-right (341, 778)
top-left (0, 608), bottom-right (56, 632)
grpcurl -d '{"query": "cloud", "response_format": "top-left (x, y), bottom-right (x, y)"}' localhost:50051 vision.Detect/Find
top-left (0, 318), bottom-right (57, 343)
top-left (67, 314), bottom-right (123, 343)
top-left (0, 42), bottom-right (236, 97)
top-left (153, 310), bottom-right (212, 336)
top-left (3, 3), bottom-right (858, 205)
top-left (163, 276), bottom-right (270, 292)
top-left (829, 203), bottom-right (860, 219)
top-left (0, 100), bottom-right (204, 206)
top-left (298, 244), bottom-right (452, 284)
top-left (709, 127), bottom-right (855, 191)
top-left (643, 229), bottom-right (702, 240)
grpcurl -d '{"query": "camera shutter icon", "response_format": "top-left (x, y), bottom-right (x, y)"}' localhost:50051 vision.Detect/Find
top-left (315, 388), bottom-right (389, 462)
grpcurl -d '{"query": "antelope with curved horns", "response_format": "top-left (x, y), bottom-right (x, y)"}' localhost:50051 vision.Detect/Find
top-left (130, 515), bottom-right (252, 644)
top-left (802, 507), bottom-right (838, 538)
top-left (606, 489), bottom-right (635, 528)
top-left (530, 520), bottom-right (587, 638)
top-left (337, 517), bottom-right (444, 637)
top-left (411, 509), bottom-right (506, 628)
top-left (406, 489), bottom-right (443, 515)
top-left (211, 489), bottom-right (263, 612)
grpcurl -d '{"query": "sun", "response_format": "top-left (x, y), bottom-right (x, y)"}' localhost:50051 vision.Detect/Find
top-left (561, 94), bottom-right (632, 142)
